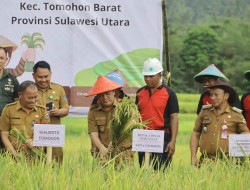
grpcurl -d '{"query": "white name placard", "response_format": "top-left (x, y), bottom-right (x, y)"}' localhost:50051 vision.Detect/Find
top-left (33, 124), bottom-right (65, 147)
top-left (132, 129), bottom-right (164, 153)
top-left (229, 134), bottom-right (250, 157)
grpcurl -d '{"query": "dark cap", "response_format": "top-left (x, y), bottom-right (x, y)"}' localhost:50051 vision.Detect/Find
top-left (244, 70), bottom-right (250, 81)
top-left (209, 78), bottom-right (236, 104)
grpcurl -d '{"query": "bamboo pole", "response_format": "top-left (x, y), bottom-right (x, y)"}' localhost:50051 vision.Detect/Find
top-left (162, 0), bottom-right (171, 86)
top-left (46, 147), bottom-right (52, 164)
top-left (144, 152), bottom-right (150, 170)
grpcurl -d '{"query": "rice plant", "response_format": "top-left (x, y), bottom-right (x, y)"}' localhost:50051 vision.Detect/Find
top-left (9, 127), bottom-right (46, 159)
top-left (109, 96), bottom-right (145, 155)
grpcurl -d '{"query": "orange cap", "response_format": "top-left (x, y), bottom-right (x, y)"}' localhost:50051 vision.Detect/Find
top-left (85, 76), bottom-right (122, 97)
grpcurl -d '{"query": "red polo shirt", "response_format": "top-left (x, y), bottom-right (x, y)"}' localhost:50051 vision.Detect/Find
top-left (241, 92), bottom-right (250, 130)
top-left (136, 84), bottom-right (179, 131)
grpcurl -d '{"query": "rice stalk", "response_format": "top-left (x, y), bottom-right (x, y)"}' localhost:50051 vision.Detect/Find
top-left (9, 127), bottom-right (46, 159)
top-left (109, 96), bottom-right (146, 155)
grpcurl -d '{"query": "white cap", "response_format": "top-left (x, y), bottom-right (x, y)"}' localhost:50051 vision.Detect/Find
top-left (142, 58), bottom-right (163, 76)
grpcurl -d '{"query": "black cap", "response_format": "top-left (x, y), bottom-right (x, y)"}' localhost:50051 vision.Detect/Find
top-left (244, 70), bottom-right (250, 81)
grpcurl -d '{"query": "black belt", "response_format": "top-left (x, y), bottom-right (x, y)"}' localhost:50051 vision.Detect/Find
top-left (155, 128), bottom-right (170, 134)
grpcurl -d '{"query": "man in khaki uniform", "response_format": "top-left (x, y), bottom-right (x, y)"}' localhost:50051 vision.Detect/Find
top-left (190, 79), bottom-right (249, 167)
top-left (33, 61), bottom-right (69, 163)
top-left (86, 76), bottom-right (132, 161)
top-left (0, 81), bottom-right (49, 159)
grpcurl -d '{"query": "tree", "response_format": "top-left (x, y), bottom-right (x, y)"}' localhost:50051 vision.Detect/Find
top-left (212, 19), bottom-right (250, 94)
top-left (180, 27), bottom-right (220, 92)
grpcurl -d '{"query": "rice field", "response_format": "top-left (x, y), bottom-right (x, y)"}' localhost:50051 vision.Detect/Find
top-left (0, 94), bottom-right (250, 190)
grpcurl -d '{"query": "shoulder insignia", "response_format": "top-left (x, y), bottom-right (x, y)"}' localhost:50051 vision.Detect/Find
top-left (232, 107), bottom-right (242, 113)
top-left (202, 104), bottom-right (212, 109)
top-left (242, 117), bottom-right (246, 124)
top-left (50, 82), bottom-right (62, 87)
top-left (5, 102), bottom-right (17, 107)
top-left (89, 104), bottom-right (99, 110)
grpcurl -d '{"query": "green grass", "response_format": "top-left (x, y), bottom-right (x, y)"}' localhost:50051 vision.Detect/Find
top-left (178, 93), bottom-right (200, 102)
top-left (1, 98), bottom-right (250, 189)
top-left (178, 93), bottom-right (200, 114)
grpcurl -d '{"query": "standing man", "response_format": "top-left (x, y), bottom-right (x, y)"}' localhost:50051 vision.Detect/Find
top-left (0, 81), bottom-right (49, 160)
top-left (87, 76), bottom-right (133, 162)
top-left (194, 64), bottom-right (241, 114)
top-left (241, 70), bottom-right (250, 129)
top-left (0, 47), bottom-right (19, 150)
top-left (136, 58), bottom-right (179, 170)
top-left (33, 61), bottom-right (69, 163)
top-left (190, 79), bottom-right (249, 167)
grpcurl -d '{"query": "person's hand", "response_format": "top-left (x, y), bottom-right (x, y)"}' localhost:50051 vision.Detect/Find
top-left (99, 146), bottom-right (109, 156)
top-left (49, 108), bottom-right (61, 117)
top-left (191, 156), bottom-right (199, 168)
top-left (107, 142), bottom-right (114, 152)
top-left (26, 139), bottom-right (33, 149)
top-left (21, 48), bottom-right (36, 61)
top-left (14, 153), bottom-right (22, 162)
top-left (165, 140), bottom-right (176, 156)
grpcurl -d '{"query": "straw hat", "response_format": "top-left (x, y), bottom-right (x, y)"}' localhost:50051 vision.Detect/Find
top-left (106, 69), bottom-right (128, 86)
top-left (85, 76), bottom-right (123, 97)
top-left (0, 35), bottom-right (18, 59)
top-left (194, 64), bottom-right (229, 83)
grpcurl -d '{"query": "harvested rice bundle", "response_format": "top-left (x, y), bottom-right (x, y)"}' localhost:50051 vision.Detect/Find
top-left (9, 127), bottom-right (46, 159)
top-left (109, 96), bottom-right (145, 156)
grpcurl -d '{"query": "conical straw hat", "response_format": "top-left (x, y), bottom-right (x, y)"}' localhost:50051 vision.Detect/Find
top-left (194, 64), bottom-right (229, 83)
top-left (0, 35), bottom-right (18, 58)
top-left (106, 69), bottom-right (128, 86)
top-left (86, 76), bottom-right (122, 97)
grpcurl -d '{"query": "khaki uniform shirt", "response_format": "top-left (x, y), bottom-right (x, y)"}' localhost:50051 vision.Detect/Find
top-left (36, 82), bottom-right (69, 124)
top-left (193, 105), bottom-right (249, 155)
top-left (88, 101), bottom-right (117, 148)
top-left (88, 99), bottom-right (132, 150)
top-left (0, 101), bottom-right (49, 152)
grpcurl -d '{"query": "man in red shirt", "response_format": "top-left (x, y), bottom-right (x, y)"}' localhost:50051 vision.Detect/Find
top-left (241, 70), bottom-right (250, 130)
top-left (136, 58), bottom-right (179, 170)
